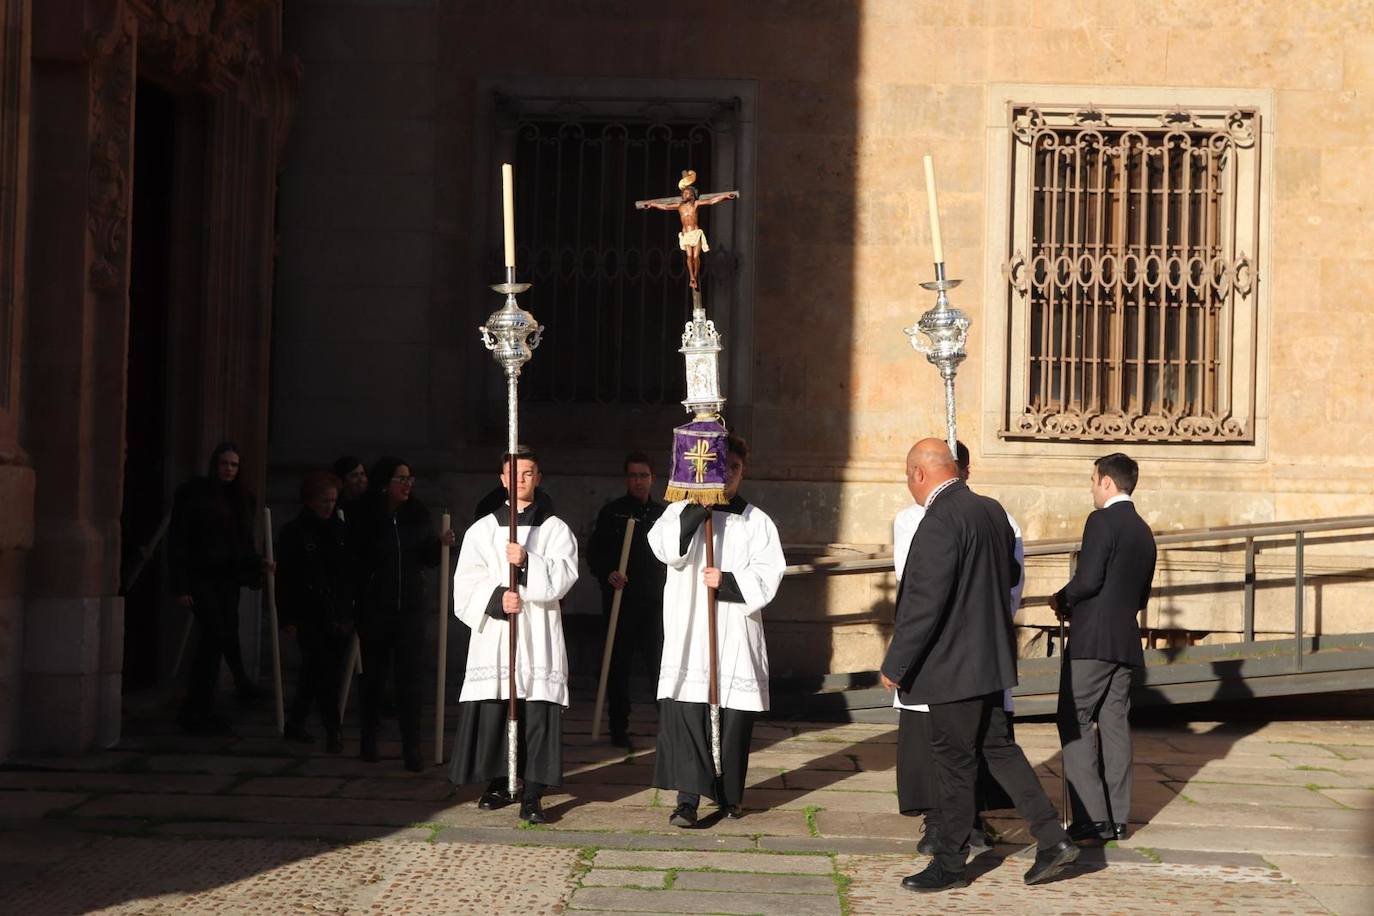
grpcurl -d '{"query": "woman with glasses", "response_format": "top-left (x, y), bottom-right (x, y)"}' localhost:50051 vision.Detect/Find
top-left (354, 456), bottom-right (456, 770)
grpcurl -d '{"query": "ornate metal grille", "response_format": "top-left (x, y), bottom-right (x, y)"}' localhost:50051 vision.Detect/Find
top-left (502, 102), bottom-right (736, 407)
top-left (1001, 105), bottom-right (1261, 443)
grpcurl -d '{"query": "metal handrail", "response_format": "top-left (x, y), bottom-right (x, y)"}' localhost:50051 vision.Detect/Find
top-left (783, 514), bottom-right (1374, 576)
top-left (782, 514), bottom-right (1374, 671)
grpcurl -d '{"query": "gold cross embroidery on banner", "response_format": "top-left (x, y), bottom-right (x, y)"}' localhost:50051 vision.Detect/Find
top-left (684, 440), bottom-right (716, 483)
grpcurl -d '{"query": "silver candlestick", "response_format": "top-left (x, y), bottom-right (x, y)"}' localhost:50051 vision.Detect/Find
top-left (904, 263), bottom-right (970, 459)
top-left (478, 266), bottom-right (542, 798)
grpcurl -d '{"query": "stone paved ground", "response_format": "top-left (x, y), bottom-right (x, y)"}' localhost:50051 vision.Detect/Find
top-left (1, 696), bottom-right (1371, 914)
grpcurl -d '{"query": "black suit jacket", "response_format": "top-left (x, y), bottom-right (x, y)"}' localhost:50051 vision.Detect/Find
top-left (880, 480), bottom-right (1022, 706)
top-left (1054, 500), bottom-right (1157, 667)
top-left (589, 493), bottom-right (667, 612)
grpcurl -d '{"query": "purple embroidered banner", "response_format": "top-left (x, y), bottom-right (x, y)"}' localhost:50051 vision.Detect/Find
top-left (665, 418), bottom-right (729, 505)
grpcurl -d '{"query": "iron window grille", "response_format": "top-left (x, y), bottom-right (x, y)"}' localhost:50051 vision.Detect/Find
top-left (1000, 104), bottom-right (1261, 443)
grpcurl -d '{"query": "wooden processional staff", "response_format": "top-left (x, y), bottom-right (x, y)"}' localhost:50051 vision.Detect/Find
top-left (479, 163), bottom-right (542, 795)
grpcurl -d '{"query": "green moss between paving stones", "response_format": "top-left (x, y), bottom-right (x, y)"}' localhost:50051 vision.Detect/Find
top-left (802, 805), bottom-right (821, 838)
top-left (830, 855), bottom-right (852, 916)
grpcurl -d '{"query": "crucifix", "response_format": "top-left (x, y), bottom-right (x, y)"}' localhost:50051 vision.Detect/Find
top-left (635, 169), bottom-right (739, 291)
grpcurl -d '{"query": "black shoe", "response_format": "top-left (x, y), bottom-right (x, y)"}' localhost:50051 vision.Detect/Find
top-left (1111, 822), bottom-right (1128, 840)
top-left (283, 722), bottom-right (315, 744)
top-left (669, 803), bottom-right (698, 828)
top-left (176, 711), bottom-right (201, 734)
top-left (359, 734), bottom-right (380, 763)
top-left (721, 804), bottom-right (743, 819)
top-left (478, 786), bottom-right (515, 810)
top-left (519, 797), bottom-right (546, 824)
top-left (1024, 839), bottom-right (1080, 885)
top-left (1067, 820), bottom-right (1114, 843)
top-left (235, 683), bottom-right (264, 708)
top-left (609, 731), bottom-right (633, 749)
top-left (917, 826), bottom-right (939, 856)
top-left (325, 732), bottom-right (344, 754)
top-left (901, 862), bottom-right (968, 892)
top-left (402, 750), bottom-right (424, 773)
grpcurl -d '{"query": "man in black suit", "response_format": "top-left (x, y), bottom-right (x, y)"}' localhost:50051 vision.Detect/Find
top-left (881, 439), bottom-right (1077, 892)
top-left (1051, 452), bottom-right (1157, 842)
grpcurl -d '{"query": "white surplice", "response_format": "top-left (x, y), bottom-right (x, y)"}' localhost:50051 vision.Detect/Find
top-left (891, 500), bottom-right (1024, 713)
top-left (648, 499), bottom-right (786, 712)
top-left (453, 509), bottom-right (578, 707)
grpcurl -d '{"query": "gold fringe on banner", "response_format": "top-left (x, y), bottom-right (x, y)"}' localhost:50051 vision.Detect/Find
top-left (664, 486), bottom-right (729, 506)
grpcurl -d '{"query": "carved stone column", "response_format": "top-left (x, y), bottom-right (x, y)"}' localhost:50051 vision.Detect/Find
top-left (0, 0), bottom-right (33, 761)
top-left (22, 0), bottom-right (138, 753)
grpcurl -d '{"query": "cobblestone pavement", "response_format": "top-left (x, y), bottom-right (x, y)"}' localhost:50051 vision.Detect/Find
top-left (1, 697), bottom-right (1371, 914)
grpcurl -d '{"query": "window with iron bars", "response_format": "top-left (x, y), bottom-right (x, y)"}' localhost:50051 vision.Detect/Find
top-left (1000, 104), bottom-right (1261, 443)
top-left (497, 98), bottom-right (740, 408)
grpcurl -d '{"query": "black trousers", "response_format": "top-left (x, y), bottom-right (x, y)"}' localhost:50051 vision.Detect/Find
top-left (928, 692), bottom-right (1069, 871)
top-left (288, 623), bottom-right (350, 735)
top-left (182, 580), bottom-right (251, 718)
top-left (358, 617), bottom-right (424, 755)
top-left (604, 603), bottom-right (662, 735)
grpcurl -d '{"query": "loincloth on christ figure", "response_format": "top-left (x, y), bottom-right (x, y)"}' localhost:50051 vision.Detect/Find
top-left (678, 228), bottom-right (710, 252)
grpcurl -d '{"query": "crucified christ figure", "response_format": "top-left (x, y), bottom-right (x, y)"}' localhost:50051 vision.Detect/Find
top-left (635, 170), bottom-right (739, 290)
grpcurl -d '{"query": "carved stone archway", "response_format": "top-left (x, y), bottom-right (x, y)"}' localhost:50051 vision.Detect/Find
top-left (3, 0), bottom-right (298, 756)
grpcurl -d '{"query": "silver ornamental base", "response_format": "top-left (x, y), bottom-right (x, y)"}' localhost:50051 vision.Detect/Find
top-left (680, 296), bottom-right (725, 417)
top-left (508, 718), bottom-right (519, 797)
top-left (709, 704), bottom-right (722, 777)
top-left (905, 270), bottom-right (970, 458)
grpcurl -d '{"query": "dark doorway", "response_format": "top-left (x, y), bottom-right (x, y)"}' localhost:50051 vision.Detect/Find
top-left (119, 80), bottom-right (177, 690)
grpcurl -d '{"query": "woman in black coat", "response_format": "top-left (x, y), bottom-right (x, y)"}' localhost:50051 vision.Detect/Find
top-left (353, 456), bottom-right (454, 770)
top-left (277, 470), bottom-right (355, 753)
top-left (170, 441), bottom-right (268, 733)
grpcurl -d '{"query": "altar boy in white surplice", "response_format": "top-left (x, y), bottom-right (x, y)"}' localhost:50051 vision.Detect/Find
top-left (647, 434), bottom-right (786, 828)
top-left (449, 448), bottom-right (578, 825)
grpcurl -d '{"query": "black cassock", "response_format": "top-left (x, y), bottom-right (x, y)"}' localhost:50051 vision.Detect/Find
top-left (897, 708), bottom-right (1015, 815)
top-left (653, 699), bottom-right (755, 806)
top-left (449, 699), bottom-right (563, 788)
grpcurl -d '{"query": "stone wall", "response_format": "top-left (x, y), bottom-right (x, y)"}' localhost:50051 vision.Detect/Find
top-left (272, 1), bottom-right (1374, 677)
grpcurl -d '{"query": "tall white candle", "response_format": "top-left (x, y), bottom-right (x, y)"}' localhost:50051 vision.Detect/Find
top-left (502, 163), bottom-right (516, 269)
top-left (923, 155), bottom-right (944, 265)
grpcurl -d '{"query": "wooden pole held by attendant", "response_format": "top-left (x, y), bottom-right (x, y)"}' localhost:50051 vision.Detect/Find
top-left (507, 452), bottom-right (520, 796)
top-left (705, 513), bottom-right (723, 781)
top-left (171, 615), bottom-right (194, 680)
top-left (434, 511), bottom-right (452, 764)
top-left (1058, 612), bottom-right (1070, 829)
top-left (123, 512), bottom-right (171, 594)
top-left (338, 633), bottom-right (361, 722)
top-left (263, 507), bottom-right (285, 735)
top-left (592, 517), bottom-right (637, 742)
top-left (1057, 548), bottom-right (1078, 829)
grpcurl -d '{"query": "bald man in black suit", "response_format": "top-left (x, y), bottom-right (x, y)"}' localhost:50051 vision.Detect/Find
top-left (881, 439), bottom-right (1077, 893)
